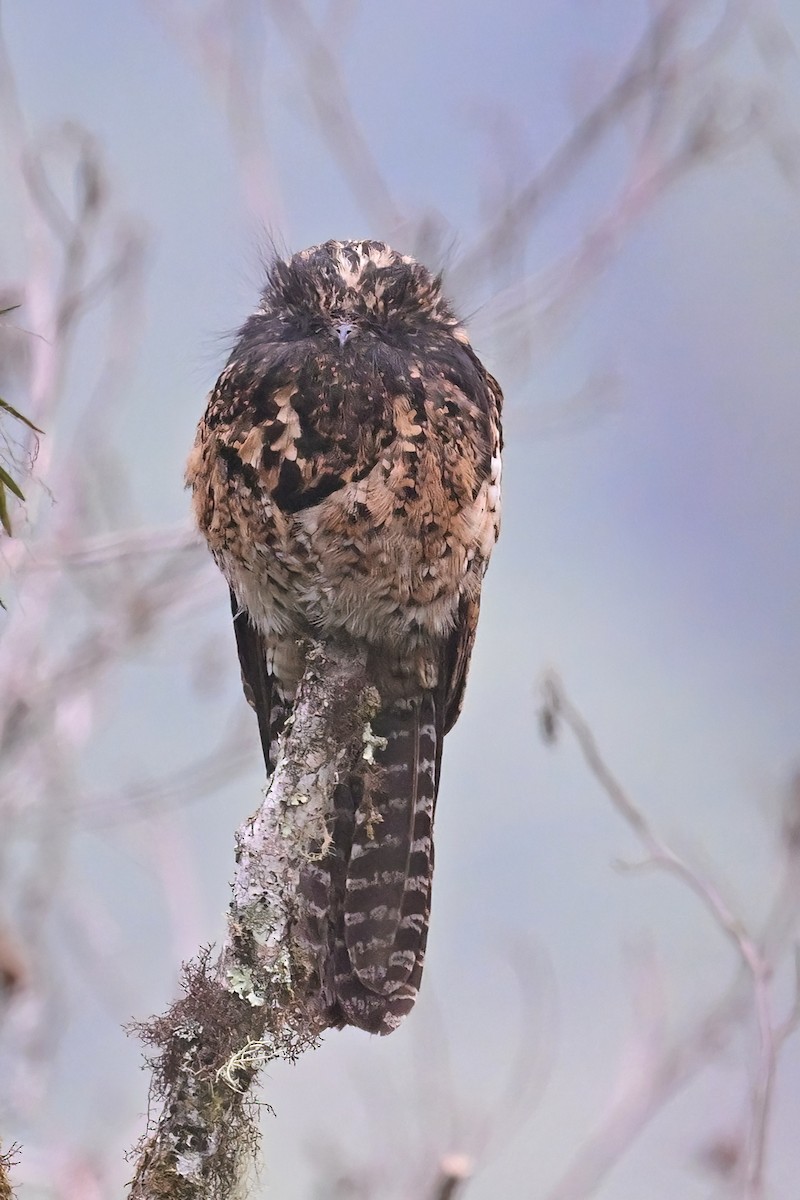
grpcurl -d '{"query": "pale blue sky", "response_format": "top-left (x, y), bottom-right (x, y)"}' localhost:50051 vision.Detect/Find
top-left (3, 2), bottom-right (800, 1197)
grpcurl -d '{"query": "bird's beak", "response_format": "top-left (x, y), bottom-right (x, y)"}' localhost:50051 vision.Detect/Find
top-left (335, 322), bottom-right (354, 347)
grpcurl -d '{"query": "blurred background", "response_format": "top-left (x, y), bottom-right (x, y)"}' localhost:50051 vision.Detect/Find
top-left (1, 1), bottom-right (799, 1197)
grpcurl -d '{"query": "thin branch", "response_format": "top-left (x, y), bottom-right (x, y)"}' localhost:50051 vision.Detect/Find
top-left (539, 672), bottom-right (796, 1200)
top-left (0, 1140), bottom-right (18, 1200)
top-left (8, 522), bottom-right (199, 572)
top-left (430, 1155), bottom-right (473, 1200)
top-left (144, 0), bottom-right (282, 226)
top-left (265, 0), bottom-right (402, 231)
top-left (78, 712), bottom-right (254, 826)
top-left (452, 0), bottom-right (748, 292)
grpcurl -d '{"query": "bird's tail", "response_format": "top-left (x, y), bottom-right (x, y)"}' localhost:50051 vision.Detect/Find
top-left (301, 694), bottom-right (440, 1035)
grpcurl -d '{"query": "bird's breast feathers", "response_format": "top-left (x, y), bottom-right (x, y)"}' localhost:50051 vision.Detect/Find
top-left (189, 361), bottom-right (499, 649)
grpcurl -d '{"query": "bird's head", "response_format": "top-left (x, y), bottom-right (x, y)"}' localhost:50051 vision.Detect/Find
top-left (260, 239), bottom-right (468, 349)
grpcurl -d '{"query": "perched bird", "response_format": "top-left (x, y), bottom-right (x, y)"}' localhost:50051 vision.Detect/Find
top-left (187, 239), bottom-right (502, 1034)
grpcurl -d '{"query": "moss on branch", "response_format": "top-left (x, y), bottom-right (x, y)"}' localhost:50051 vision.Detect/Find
top-left (127, 641), bottom-right (379, 1200)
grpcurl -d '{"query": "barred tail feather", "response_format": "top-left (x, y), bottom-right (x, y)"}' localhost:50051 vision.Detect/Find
top-left (332, 694), bottom-right (438, 1034)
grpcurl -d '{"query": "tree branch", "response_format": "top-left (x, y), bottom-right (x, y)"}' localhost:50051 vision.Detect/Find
top-left (127, 640), bottom-right (380, 1200)
top-left (0, 1141), bottom-right (18, 1200)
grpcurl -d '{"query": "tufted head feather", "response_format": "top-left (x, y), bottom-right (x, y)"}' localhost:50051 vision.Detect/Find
top-left (261, 239), bottom-right (462, 334)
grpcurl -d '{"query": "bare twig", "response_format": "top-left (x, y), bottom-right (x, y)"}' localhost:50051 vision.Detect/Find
top-left (430, 1155), bottom-right (473, 1200)
top-left (539, 672), bottom-right (799, 1200)
top-left (1, 0), bottom-right (796, 1193)
top-left (265, 0), bottom-right (402, 232)
top-left (0, 1141), bottom-right (18, 1200)
top-left (8, 522), bottom-right (199, 571)
top-left (143, 0), bottom-right (281, 225)
top-left (452, 0), bottom-right (750, 293)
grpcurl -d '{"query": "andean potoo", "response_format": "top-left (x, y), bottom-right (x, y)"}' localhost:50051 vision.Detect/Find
top-left (187, 240), bottom-right (502, 1034)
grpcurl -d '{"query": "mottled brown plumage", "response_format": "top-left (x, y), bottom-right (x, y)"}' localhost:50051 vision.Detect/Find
top-left (187, 239), bottom-right (502, 1033)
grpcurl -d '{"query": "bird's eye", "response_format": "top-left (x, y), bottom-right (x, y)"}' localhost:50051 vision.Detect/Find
top-left (370, 313), bottom-right (410, 341)
top-left (284, 315), bottom-right (325, 340)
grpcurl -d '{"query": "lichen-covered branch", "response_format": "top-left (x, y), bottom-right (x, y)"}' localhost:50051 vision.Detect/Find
top-left (127, 640), bottom-right (379, 1200)
top-left (0, 1141), bottom-right (18, 1200)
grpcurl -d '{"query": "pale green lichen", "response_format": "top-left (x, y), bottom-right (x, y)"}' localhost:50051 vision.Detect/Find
top-left (361, 721), bottom-right (388, 764)
top-left (216, 1039), bottom-right (275, 1094)
top-left (128, 649), bottom-right (378, 1198)
top-left (232, 898), bottom-right (278, 949)
top-left (284, 792), bottom-right (309, 807)
top-left (226, 966), bottom-right (265, 1008)
top-left (173, 1021), bottom-right (203, 1041)
top-left (270, 944), bottom-right (295, 991)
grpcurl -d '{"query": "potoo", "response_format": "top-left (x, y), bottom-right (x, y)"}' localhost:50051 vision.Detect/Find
top-left (187, 240), bottom-right (502, 1034)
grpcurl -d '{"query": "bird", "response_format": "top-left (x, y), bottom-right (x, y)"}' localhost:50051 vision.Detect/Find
top-left (186, 239), bottom-right (502, 1034)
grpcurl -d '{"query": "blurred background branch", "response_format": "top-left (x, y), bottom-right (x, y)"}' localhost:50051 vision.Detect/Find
top-left (1, 0), bottom-right (798, 1195)
top-left (539, 673), bottom-right (800, 1200)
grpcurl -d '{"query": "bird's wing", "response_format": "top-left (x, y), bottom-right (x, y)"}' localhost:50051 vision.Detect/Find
top-left (442, 592), bottom-right (482, 736)
top-left (229, 588), bottom-right (285, 775)
top-left (200, 353), bottom-right (396, 517)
